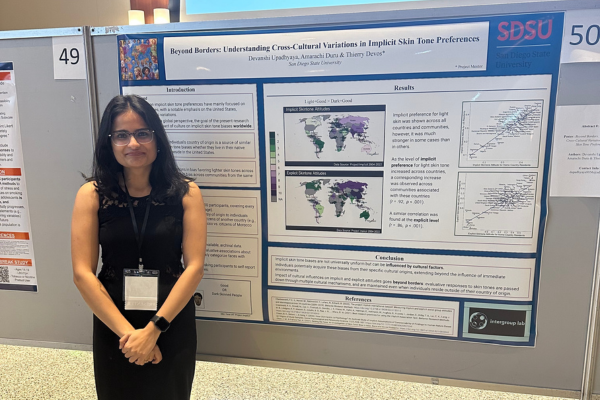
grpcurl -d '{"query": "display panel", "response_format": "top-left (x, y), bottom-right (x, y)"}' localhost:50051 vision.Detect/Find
top-left (118, 12), bottom-right (562, 345)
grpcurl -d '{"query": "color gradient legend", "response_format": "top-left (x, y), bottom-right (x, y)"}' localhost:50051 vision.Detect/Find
top-left (270, 132), bottom-right (277, 202)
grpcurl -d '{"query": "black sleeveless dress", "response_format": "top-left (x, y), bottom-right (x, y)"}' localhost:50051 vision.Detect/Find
top-left (93, 191), bottom-right (196, 400)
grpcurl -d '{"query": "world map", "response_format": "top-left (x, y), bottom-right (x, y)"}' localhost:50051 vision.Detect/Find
top-left (301, 179), bottom-right (374, 223)
top-left (299, 114), bottom-right (375, 158)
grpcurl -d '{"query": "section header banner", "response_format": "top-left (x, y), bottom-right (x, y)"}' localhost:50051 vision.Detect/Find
top-left (163, 22), bottom-right (489, 79)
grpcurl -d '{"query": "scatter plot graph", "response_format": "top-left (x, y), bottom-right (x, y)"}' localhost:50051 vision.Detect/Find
top-left (459, 100), bottom-right (543, 168)
top-left (455, 172), bottom-right (537, 238)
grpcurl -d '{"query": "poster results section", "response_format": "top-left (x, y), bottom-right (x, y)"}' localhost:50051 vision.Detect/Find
top-left (265, 75), bottom-right (550, 253)
top-left (194, 189), bottom-right (262, 320)
top-left (0, 63), bottom-right (37, 292)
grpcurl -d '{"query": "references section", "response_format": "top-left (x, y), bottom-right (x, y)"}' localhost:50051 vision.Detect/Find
top-left (269, 290), bottom-right (459, 337)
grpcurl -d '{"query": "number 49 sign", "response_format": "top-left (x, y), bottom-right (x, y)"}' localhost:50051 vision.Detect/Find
top-left (561, 9), bottom-right (600, 63)
top-left (52, 35), bottom-right (87, 80)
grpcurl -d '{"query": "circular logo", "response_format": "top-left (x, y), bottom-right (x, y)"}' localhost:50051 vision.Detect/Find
top-left (469, 312), bottom-right (488, 330)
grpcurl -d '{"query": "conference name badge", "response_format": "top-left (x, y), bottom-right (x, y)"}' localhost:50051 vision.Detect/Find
top-left (123, 269), bottom-right (159, 311)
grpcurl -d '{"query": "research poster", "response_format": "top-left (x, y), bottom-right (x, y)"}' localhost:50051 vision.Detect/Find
top-left (550, 105), bottom-right (600, 197)
top-left (0, 63), bottom-right (38, 292)
top-left (118, 12), bottom-right (562, 345)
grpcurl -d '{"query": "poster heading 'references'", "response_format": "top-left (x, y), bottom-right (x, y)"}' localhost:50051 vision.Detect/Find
top-left (164, 22), bottom-right (489, 79)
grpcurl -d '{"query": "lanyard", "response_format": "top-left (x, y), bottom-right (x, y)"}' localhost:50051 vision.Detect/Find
top-left (123, 183), bottom-right (151, 271)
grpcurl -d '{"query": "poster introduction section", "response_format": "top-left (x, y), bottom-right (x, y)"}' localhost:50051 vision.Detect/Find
top-left (117, 12), bottom-right (562, 345)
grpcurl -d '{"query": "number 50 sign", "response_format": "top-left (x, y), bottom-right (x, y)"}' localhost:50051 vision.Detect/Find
top-left (562, 9), bottom-right (600, 63)
top-left (52, 35), bottom-right (87, 80)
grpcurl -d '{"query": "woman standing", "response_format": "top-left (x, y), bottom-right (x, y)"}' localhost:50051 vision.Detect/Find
top-left (71, 95), bottom-right (206, 399)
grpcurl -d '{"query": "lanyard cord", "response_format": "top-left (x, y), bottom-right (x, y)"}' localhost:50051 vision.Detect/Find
top-left (123, 182), bottom-right (151, 271)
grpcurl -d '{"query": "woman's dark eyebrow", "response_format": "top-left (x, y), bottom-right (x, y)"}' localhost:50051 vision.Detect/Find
top-left (112, 129), bottom-right (150, 133)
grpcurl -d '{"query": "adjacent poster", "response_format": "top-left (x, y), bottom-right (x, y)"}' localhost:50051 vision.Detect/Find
top-left (550, 105), bottom-right (600, 197)
top-left (0, 63), bottom-right (38, 292)
top-left (118, 12), bottom-right (562, 345)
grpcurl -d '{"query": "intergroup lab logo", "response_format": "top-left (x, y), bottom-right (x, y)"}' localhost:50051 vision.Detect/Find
top-left (466, 306), bottom-right (528, 339)
top-left (469, 312), bottom-right (488, 330)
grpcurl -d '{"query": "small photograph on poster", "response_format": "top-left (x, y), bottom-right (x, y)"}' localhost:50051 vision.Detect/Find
top-left (119, 38), bottom-right (159, 81)
top-left (193, 291), bottom-right (205, 310)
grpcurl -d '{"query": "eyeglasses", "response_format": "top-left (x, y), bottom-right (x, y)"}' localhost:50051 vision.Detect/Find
top-left (109, 129), bottom-right (154, 146)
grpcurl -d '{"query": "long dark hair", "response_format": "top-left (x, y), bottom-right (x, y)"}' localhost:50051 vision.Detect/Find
top-left (91, 95), bottom-right (190, 201)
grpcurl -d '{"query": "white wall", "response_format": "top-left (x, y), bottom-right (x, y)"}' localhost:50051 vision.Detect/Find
top-left (179, 0), bottom-right (567, 22)
top-left (0, 0), bottom-right (130, 31)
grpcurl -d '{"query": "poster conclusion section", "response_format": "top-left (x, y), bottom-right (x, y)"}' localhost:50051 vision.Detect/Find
top-left (118, 12), bottom-right (561, 345)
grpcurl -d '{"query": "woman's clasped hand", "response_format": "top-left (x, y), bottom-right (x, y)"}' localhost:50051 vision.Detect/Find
top-left (119, 323), bottom-right (162, 365)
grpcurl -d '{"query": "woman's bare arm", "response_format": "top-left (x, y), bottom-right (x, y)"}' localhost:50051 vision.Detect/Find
top-left (156, 182), bottom-right (206, 321)
top-left (71, 182), bottom-right (135, 338)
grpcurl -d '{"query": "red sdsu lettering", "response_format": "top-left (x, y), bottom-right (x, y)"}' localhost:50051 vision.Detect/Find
top-left (497, 20), bottom-right (553, 41)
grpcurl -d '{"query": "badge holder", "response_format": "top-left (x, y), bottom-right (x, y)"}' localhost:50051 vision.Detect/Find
top-left (122, 184), bottom-right (159, 311)
top-left (124, 268), bottom-right (159, 311)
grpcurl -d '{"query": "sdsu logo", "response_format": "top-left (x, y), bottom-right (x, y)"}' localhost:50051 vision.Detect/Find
top-left (497, 20), bottom-right (553, 41)
top-left (469, 312), bottom-right (488, 330)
